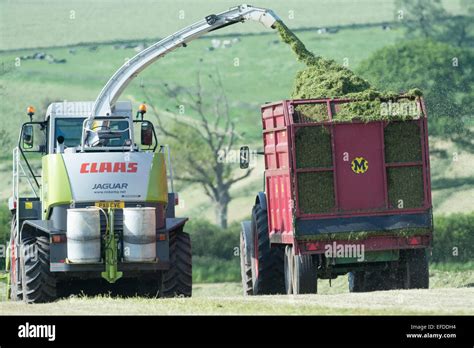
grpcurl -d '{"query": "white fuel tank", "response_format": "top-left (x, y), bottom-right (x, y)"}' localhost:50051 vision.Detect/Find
top-left (123, 207), bottom-right (156, 262)
top-left (67, 208), bottom-right (101, 263)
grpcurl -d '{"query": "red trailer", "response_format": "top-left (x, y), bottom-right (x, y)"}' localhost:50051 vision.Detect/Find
top-left (240, 96), bottom-right (433, 294)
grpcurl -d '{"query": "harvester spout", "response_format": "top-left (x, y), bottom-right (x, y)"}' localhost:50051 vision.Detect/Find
top-left (88, 5), bottom-right (280, 120)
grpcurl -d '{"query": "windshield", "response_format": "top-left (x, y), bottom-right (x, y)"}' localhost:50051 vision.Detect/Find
top-left (55, 118), bottom-right (85, 148)
top-left (55, 118), bottom-right (131, 148)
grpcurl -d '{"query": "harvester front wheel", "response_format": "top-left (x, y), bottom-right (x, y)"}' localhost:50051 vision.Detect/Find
top-left (20, 236), bottom-right (57, 303)
top-left (250, 204), bottom-right (285, 295)
top-left (160, 231), bottom-right (192, 298)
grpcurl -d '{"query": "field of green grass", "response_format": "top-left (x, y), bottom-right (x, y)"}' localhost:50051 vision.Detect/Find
top-left (0, 0), bottom-right (464, 51)
top-left (0, 269), bottom-right (472, 314)
top-left (0, 26), bottom-right (404, 137)
top-left (0, 1), bottom-right (472, 316)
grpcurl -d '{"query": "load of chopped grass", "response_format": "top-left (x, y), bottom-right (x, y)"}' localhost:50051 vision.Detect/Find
top-left (295, 126), bottom-right (332, 168)
top-left (297, 171), bottom-right (335, 214)
top-left (387, 166), bottom-right (424, 208)
top-left (274, 21), bottom-right (426, 221)
top-left (384, 122), bottom-right (422, 163)
top-left (274, 21), bottom-right (422, 122)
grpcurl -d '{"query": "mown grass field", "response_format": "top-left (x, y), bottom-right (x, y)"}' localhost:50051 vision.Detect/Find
top-left (0, 270), bottom-right (472, 315)
top-left (0, 0), bottom-right (464, 51)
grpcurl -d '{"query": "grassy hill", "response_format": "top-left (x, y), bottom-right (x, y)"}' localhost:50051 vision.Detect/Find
top-left (0, 0), bottom-right (463, 51)
top-left (0, 0), bottom-right (472, 223)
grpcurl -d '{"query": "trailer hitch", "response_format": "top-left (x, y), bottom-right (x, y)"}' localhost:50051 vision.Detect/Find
top-left (101, 208), bottom-right (123, 283)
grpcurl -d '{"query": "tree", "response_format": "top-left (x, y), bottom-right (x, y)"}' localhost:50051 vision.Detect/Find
top-left (440, 0), bottom-right (474, 47)
top-left (141, 71), bottom-right (253, 228)
top-left (395, 0), bottom-right (447, 38)
top-left (396, 0), bottom-right (474, 47)
top-left (357, 39), bottom-right (474, 152)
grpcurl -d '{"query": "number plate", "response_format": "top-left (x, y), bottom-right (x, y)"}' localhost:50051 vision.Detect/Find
top-left (94, 201), bottom-right (125, 209)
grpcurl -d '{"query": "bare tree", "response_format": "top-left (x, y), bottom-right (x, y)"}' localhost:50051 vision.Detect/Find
top-left (141, 71), bottom-right (252, 228)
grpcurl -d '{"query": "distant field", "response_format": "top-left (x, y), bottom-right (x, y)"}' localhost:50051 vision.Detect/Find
top-left (0, 26), bottom-right (403, 138)
top-left (0, 0), bottom-right (423, 50)
top-left (0, 0), bottom-right (464, 51)
top-left (0, 270), bottom-right (472, 315)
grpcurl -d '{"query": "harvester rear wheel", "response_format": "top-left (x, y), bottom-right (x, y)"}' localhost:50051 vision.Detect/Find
top-left (160, 231), bottom-right (192, 298)
top-left (284, 245), bottom-right (317, 294)
top-left (240, 228), bottom-right (253, 296)
top-left (250, 204), bottom-right (285, 295)
top-left (20, 236), bottom-right (57, 303)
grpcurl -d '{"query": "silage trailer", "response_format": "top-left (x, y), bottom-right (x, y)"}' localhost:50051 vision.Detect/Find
top-left (240, 96), bottom-right (433, 294)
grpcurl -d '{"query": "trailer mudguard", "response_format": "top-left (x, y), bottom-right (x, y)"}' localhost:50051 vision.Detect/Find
top-left (255, 192), bottom-right (267, 211)
top-left (295, 210), bottom-right (433, 238)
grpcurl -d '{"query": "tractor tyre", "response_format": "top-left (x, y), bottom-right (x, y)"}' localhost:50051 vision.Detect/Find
top-left (160, 231), bottom-right (192, 298)
top-left (348, 271), bottom-right (365, 293)
top-left (285, 245), bottom-right (317, 294)
top-left (397, 249), bottom-right (429, 289)
top-left (349, 269), bottom-right (394, 292)
top-left (20, 236), bottom-right (57, 303)
top-left (250, 204), bottom-right (285, 295)
top-left (240, 227), bottom-right (253, 296)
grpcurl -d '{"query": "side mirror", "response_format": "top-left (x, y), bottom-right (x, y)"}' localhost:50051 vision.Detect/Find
top-left (22, 125), bottom-right (34, 149)
top-left (141, 121), bottom-right (153, 146)
top-left (240, 146), bottom-right (250, 169)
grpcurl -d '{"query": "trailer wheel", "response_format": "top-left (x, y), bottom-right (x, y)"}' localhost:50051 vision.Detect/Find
top-left (397, 249), bottom-right (429, 289)
top-left (284, 245), bottom-right (317, 294)
top-left (160, 231), bottom-right (192, 298)
top-left (250, 204), bottom-right (285, 295)
top-left (349, 269), bottom-right (394, 292)
top-left (348, 271), bottom-right (365, 292)
top-left (284, 246), bottom-right (293, 294)
top-left (20, 236), bottom-right (57, 303)
top-left (240, 228), bottom-right (253, 296)
top-left (9, 217), bottom-right (22, 301)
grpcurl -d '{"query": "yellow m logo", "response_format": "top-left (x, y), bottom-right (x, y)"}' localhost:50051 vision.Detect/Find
top-left (351, 157), bottom-right (369, 174)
